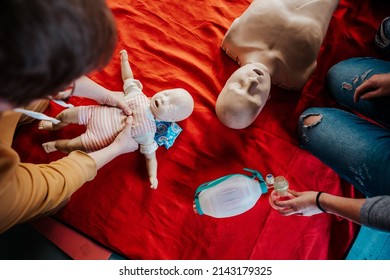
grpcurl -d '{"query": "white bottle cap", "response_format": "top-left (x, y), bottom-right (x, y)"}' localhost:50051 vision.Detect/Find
top-left (265, 174), bottom-right (275, 185)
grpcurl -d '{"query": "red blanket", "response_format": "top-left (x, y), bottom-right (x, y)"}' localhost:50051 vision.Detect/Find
top-left (13, 0), bottom-right (390, 259)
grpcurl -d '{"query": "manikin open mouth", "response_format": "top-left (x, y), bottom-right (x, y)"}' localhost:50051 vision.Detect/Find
top-left (253, 68), bottom-right (264, 76)
top-left (154, 99), bottom-right (160, 108)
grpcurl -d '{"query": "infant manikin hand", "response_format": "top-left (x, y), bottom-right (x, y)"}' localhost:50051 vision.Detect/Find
top-left (150, 176), bottom-right (158, 189)
top-left (120, 49), bottom-right (128, 61)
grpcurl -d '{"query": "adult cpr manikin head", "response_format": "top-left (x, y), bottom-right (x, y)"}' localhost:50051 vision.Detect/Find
top-left (216, 62), bottom-right (271, 129)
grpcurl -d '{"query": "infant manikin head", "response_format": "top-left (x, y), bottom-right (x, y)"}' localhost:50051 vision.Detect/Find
top-left (216, 62), bottom-right (271, 129)
top-left (150, 88), bottom-right (194, 122)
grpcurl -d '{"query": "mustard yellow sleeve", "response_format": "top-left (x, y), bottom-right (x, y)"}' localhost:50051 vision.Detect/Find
top-left (0, 146), bottom-right (97, 234)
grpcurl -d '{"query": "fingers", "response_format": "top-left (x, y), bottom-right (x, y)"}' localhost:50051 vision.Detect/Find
top-left (123, 116), bottom-right (136, 139)
top-left (273, 194), bottom-right (301, 215)
top-left (105, 91), bottom-right (132, 115)
top-left (277, 203), bottom-right (305, 216)
top-left (288, 189), bottom-right (300, 196)
top-left (274, 199), bottom-right (293, 210)
top-left (354, 83), bottom-right (366, 102)
top-left (278, 209), bottom-right (296, 216)
top-left (121, 116), bottom-right (138, 152)
top-left (353, 75), bottom-right (387, 102)
top-left (354, 82), bottom-right (375, 102)
top-left (118, 101), bottom-right (132, 116)
top-left (124, 116), bottom-right (134, 129)
top-left (113, 92), bottom-right (131, 115)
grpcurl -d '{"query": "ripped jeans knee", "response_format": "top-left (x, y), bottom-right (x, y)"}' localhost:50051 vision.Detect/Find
top-left (298, 110), bottom-right (323, 146)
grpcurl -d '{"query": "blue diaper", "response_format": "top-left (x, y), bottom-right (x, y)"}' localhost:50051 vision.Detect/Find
top-left (154, 121), bottom-right (183, 149)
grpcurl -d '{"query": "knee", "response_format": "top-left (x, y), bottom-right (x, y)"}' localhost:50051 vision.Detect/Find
top-left (326, 58), bottom-right (370, 103)
top-left (298, 108), bottom-right (324, 148)
top-left (327, 59), bottom-right (348, 77)
top-left (302, 114), bottom-right (322, 127)
top-left (298, 108), bottom-right (323, 128)
top-left (326, 59), bottom-right (353, 88)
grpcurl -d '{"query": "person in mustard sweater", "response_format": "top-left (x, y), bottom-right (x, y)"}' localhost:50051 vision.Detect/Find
top-left (0, 0), bottom-right (138, 234)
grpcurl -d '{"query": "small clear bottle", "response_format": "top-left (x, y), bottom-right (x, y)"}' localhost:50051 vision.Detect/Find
top-left (268, 175), bottom-right (295, 210)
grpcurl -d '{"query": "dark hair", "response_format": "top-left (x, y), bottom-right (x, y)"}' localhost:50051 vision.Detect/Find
top-left (0, 0), bottom-right (117, 106)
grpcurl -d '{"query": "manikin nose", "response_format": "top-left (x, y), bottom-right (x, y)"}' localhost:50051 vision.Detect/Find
top-left (248, 80), bottom-right (259, 96)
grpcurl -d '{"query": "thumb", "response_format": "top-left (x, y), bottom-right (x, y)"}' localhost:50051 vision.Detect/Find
top-left (125, 115), bottom-right (134, 125)
top-left (118, 101), bottom-right (132, 116)
top-left (122, 116), bottom-right (134, 133)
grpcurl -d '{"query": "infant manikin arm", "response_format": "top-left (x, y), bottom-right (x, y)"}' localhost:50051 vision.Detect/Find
top-left (120, 49), bottom-right (135, 82)
top-left (145, 152), bottom-right (158, 189)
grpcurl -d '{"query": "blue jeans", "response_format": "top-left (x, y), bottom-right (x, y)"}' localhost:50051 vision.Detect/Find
top-left (298, 57), bottom-right (390, 197)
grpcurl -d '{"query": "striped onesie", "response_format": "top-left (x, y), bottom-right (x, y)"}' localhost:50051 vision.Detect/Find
top-left (78, 78), bottom-right (158, 154)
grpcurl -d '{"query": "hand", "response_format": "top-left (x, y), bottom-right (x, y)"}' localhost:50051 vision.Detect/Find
top-left (149, 176), bottom-right (158, 189)
top-left (73, 76), bottom-right (132, 115)
top-left (99, 91), bottom-right (132, 115)
top-left (88, 116), bottom-right (138, 170)
top-left (354, 73), bottom-right (390, 102)
top-left (274, 190), bottom-right (322, 216)
top-left (111, 116), bottom-right (139, 154)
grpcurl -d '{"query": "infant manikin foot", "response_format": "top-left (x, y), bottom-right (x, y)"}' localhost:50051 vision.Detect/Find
top-left (42, 141), bottom-right (58, 153)
top-left (38, 120), bottom-right (54, 130)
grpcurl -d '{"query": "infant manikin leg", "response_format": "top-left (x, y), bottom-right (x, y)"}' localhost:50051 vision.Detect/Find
top-left (42, 136), bottom-right (84, 154)
top-left (38, 107), bottom-right (81, 131)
